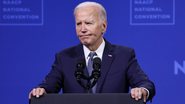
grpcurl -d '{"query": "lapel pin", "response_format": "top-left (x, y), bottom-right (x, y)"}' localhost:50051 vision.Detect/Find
top-left (108, 54), bottom-right (112, 57)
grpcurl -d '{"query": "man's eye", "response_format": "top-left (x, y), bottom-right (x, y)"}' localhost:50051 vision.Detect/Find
top-left (86, 22), bottom-right (93, 25)
top-left (76, 22), bottom-right (81, 26)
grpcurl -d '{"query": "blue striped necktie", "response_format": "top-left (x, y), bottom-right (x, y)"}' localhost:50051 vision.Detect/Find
top-left (87, 52), bottom-right (97, 93)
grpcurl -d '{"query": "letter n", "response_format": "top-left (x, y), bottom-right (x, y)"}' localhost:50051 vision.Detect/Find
top-left (174, 60), bottom-right (185, 75)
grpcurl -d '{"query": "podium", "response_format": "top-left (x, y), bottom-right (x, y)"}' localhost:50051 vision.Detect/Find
top-left (30, 93), bottom-right (145, 104)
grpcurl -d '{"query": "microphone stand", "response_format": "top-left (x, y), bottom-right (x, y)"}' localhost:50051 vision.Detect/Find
top-left (75, 57), bottom-right (101, 93)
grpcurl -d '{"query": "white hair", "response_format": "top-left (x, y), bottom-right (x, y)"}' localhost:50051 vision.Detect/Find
top-left (74, 1), bottom-right (107, 21)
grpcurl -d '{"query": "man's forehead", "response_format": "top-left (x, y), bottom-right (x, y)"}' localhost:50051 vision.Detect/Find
top-left (75, 14), bottom-right (97, 22)
top-left (75, 8), bottom-right (99, 19)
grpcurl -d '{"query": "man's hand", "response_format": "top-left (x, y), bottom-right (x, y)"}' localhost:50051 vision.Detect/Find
top-left (131, 87), bottom-right (148, 102)
top-left (29, 88), bottom-right (46, 99)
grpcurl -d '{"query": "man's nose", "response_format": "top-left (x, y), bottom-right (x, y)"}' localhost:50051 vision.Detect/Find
top-left (81, 23), bottom-right (87, 33)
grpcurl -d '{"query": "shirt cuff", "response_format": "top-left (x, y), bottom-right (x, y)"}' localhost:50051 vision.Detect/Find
top-left (141, 87), bottom-right (150, 99)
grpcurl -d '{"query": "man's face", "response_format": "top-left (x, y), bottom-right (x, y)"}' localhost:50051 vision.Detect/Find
top-left (75, 6), bottom-right (106, 47)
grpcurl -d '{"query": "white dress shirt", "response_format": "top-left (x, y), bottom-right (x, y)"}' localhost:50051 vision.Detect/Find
top-left (83, 39), bottom-right (105, 66)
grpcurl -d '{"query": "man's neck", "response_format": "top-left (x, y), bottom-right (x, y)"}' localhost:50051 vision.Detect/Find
top-left (87, 38), bottom-right (103, 51)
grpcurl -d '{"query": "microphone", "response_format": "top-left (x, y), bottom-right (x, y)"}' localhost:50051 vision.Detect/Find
top-left (75, 58), bottom-right (85, 80)
top-left (93, 57), bottom-right (101, 70)
top-left (74, 58), bottom-right (86, 89)
top-left (92, 57), bottom-right (101, 78)
top-left (90, 57), bottom-right (101, 89)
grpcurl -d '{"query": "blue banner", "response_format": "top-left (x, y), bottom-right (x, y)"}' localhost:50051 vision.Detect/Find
top-left (0, 0), bottom-right (184, 104)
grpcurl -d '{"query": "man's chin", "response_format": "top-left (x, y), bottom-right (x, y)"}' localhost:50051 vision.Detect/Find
top-left (81, 41), bottom-right (91, 46)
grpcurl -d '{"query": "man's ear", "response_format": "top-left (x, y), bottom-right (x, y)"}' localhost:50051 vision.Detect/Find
top-left (101, 20), bottom-right (107, 34)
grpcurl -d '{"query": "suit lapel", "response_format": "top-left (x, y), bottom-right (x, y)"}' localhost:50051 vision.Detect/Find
top-left (96, 41), bottom-right (115, 93)
top-left (74, 44), bottom-right (90, 92)
top-left (74, 44), bottom-right (89, 76)
top-left (75, 44), bottom-right (84, 58)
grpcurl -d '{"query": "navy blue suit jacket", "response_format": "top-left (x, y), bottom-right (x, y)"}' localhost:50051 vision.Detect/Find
top-left (39, 40), bottom-right (155, 100)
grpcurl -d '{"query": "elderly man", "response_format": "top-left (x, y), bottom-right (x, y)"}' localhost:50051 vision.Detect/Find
top-left (29, 1), bottom-right (155, 102)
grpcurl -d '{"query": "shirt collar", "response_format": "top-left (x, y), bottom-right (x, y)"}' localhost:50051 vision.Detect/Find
top-left (83, 39), bottom-right (105, 60)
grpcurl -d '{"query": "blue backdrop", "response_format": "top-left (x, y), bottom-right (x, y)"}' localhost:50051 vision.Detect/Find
top-left (0, 0), bottom-right (184, 104)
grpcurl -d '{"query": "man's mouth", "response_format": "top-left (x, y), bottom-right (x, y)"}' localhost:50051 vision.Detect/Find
top-left (79, 34), bottom-right (92, 38)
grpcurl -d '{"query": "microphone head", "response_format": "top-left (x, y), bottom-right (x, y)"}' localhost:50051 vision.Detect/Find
top-left (75, 58), bottom-right (85, 79)
top-left (76, 58), bottom-right (85, 70)
top-left (93, 57), bottom-right (101, 70)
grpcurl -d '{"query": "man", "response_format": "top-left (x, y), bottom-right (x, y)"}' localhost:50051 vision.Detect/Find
top-left (29, 1), bottom-right (155, 102)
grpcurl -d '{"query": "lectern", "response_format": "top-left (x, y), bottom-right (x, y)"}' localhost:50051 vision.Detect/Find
top-left (30, 93), bottom-right (145, 104)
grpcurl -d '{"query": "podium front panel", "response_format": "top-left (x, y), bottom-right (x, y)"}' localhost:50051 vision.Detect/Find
top-left (30, 93), bottom-right (145, 104)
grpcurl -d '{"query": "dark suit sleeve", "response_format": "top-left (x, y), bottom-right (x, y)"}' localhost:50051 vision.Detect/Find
top-left (126, 49), bottom-right (155, 101)
top-left (38, 53), bottom-right (63, 93)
